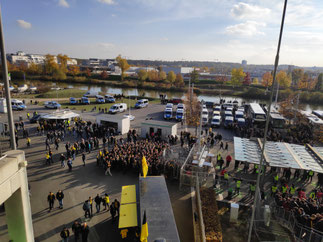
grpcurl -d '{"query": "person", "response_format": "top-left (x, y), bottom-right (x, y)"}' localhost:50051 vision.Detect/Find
top-left (67, 158), bottom-right (72, 172)
top-left (47, 192), bottom-right (55, 212)
top-left (88, 196), bottom-right (93, 217)
top-left (271, 184), bottom-right (278, 197)
top-left (219, 142), bottom-right (224, 150)
top-left (60, 227), bottom-right (70, 242)
top-left (289, 184), bottom-right (296, 196)
top-left (105, 160), bottom-right (112, 176)
top-left (82, 153), bottom-right (86, 166)
top-left (110, 203), bottom-right (116, 222)
top-left (249, 183), bottom-right (256, 196)
top-left (235, 179), bottom-right (241, 195)
top-left (46, 152), bottom-right (51, 165)
top-left (83, 200), bottom-right (91, 218)
top-left (26, 137), bottom-right (31, 147)
top-left (81, 223), bottom-right (90, 242)
top-left (56, 190), bottom-right (64, 209)
top-left (60, 154), bottom-right (66, 168)
top-left (94, 194), bottom-right (102, 213)
top-left (72, 221), bottom-right (81, 242)
top-left (113, 199), bottom-right (120, 216)
top-left (103, 193), bottom-right (110, 211)
top-left (226, 155), bottom-right (232, 168)
top-left (27, 112), bottom-right (30, 120)
top-left (308, 170), bottom-right (314, 183)
top-left (225, 142), bottom-right (228, 151)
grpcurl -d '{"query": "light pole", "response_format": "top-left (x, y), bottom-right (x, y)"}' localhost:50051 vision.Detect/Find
top-left (247, 0), bottom-right (288, 241)
top-left (0, 6), bottom-right (16, 150)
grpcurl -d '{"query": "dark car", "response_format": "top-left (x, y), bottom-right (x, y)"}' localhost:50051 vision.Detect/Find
top-left (30, 113), bottom-right (47, 123)
top-left (205, 101), bottom-right (214, 109)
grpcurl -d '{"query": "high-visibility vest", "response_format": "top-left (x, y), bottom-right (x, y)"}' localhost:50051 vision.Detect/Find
top-left (309, 192), bottom-right (316, 199)
top-left (250, 185), bottom-right (256, 191)
top-left (309, 171), bottom-right (314, 176)
top-left (290, 187), bottom-right (296, 195)
top-left (255, 165), bottom-right (259, 174)
top-left (274, 175), bottom-right (279, 181)
top-left (46, 154), bottom-right (50, 159)
top-left (272, 186), bottom-right (277, 193)
top-left (105, 196), bottom-right (109, 204)
top-left (224, 173), bottom-right (229, 180)
top-left (236, 180), bottom-right (241, 188)
top-left (282, 186), bottom-right (287, 193)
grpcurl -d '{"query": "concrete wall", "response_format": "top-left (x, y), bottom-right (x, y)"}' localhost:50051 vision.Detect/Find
top-left (0, 150), bottom-right (34, 242)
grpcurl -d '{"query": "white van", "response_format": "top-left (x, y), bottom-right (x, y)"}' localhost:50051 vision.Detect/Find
top-left (202, 114), bottom-right (209, 126)
top-left (11, 99), bottom-right (26, 110)
top-left (109, 103), bottom-right (127, 114)
top-left (135, 99), bottom-right (149, 108)
top-left (211, 115), bottom-right (221, 127)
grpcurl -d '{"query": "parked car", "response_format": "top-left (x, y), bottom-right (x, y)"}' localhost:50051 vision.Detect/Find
top-left (81, 97), bottom-right (90, 105)
top-left (213, 105), bottom-right (221, 112)
top-left (109, 103), bottom-right (127, 114)
top-left (83, 91), bottom-right (98, 97)
top-left (44, 101), bottom-right (61, 109)
top-left (11, 99), bottom-right (26, 110)
top-left (202, 114), bottom-right (209, 126)
top-left (205, 101), bottom-right (214, 109)
top-left (164, 108), bottom-right (173, 120)
top-left (30, 113), bottom-right (47, 123)
top-left (96, 95), bottom-right (105, 104)
top-left (104, 95), bottom-right (115, 103)
top-left (135, 99), bottom-right (149, 108)
top-left (165, 103), bottom-right (174, 109)
top-left (177, 103), bottom-right (185, 110)
top-left (170, 98), bottom-right (183, 104)
top-left (224, 116), bottom-right (234, 128)
top-left (69, 97), bottom-right (77, 105)
top-left (211, 116), bottom-right (221, 127)
top-left (237, 118), bottom-right (246, 127)
top-left (176, 109), bottom-right (185, 121)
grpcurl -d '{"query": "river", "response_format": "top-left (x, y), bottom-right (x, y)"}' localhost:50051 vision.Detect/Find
top-left (27, 80), bottom-right (323, 112)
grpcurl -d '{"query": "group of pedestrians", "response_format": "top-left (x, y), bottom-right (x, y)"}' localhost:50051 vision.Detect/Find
top-left (47, 190), bottom-right (65, 212)
top-left (60, 221), bottom-right (89, 242)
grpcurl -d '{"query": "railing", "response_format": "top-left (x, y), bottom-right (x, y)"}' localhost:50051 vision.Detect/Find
top-left (273, 206), bottom-right (323, 242)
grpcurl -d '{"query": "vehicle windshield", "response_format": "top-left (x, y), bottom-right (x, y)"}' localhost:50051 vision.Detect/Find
top-left (255, 114), bottom-right (266, 120)
top-left (213, 119), bottom-right (220, 122)
top-left (165, 111), bottom-right (172, 115)
top-left (202, 118), bottom-right (207, 122)
top-left (202, 111), bottom-right (208, 115)
top-left (111, 106), bottom-right (117, 110)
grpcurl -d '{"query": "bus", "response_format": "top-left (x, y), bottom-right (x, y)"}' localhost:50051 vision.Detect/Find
top-left (270, 112), bottom-right (286, 129)
top-left (248, 103), bottom-right (266, 127)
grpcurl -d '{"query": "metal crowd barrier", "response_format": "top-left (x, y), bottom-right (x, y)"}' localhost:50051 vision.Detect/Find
top-left (273, 206), bottom-right (323, 242)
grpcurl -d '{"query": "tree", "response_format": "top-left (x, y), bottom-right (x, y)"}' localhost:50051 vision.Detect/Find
top-left (292, 68), bottom-right (304, 88)
top-left (315, 73), bottom-right (323, 91)
top-left (138, 69), bottom-right (148, 82)
top-left (190, 69), bottom-right (199, 83)
top-left (53, 68), bottom-right (66, 80)
top-left (158, 71), bottom-right (166, 80)
top-left (100, 70), bottom-right (108, 79)
top-left (174, 73), bottom-right (184, 87)
top-left (167, 71), bottom-right (176, 83)
top-left (27, 63), bottom-right (42, 75)
top-left (243, 72), bottom-right (251, 85)
top-left (148, 70), bottom-right (159, 81)
top-left (116, 55), bottom-right (130, 81)
top-left (44, 54), bottom-right (59, 75)
top-left (262, 72), bottom-right (273, 87)
top-left (84, 68), bottom-right (91, 77)
top-left (57, 54), bottom-right (70, 73)
top-left (276, 70), bottom-right (291, 88)
top-left (252, 78), bottom-right (259, 85)
top-left (68, 65), bottom-right (80, 76)
top-left (184, 88), bottom-right (201, 134)
top-left (231, 68), bottom-right (245, 86)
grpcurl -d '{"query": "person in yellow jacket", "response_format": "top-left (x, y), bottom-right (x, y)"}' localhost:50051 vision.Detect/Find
top-left (46, 152), bottom-right (50, 165)
top-left (26, 137), bottom-right (31, 147)
top-left (88, 196), bottom-right (93, 217)
top-left (103, 193), bottom-right (110, 211)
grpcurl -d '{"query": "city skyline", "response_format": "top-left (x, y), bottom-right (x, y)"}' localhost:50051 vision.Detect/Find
top-left (2, 0), bottom-right (323, 66)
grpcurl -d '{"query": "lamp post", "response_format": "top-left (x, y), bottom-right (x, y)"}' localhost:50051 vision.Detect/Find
top-left (0, 6), bottom-right (16, 150)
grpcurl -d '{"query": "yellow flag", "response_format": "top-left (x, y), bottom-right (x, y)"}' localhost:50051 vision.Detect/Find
top-left (142, 156), bottom-right (148, 178)
top-left (140, 211), bottom-right (148, 242)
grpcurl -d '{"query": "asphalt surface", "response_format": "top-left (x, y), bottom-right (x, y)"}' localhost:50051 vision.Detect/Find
top-left (0, 102), bottom-right (197, 242)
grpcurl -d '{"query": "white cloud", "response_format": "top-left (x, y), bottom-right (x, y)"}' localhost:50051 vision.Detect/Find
top-left (98, 0), bottom-right (115, 5)
top-left (161, 37), bottom-right (168, 41)
top-left (226, 21), bottom-right (266, 36)
top-left (98, 42), bottom-right (115, 49)
top-left (16, 20), bottom-right (32, 29)
top-left (111, 14), bottom-right (116, 17)
top-left (231, 2), bottom-right (271, 19)
top-left (58, 0), bottom-right (69, 8)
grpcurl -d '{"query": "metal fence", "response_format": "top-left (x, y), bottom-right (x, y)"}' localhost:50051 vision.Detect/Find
top-left (273, 206), bottom-right (323, 242)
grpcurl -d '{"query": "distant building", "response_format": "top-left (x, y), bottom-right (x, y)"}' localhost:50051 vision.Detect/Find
top-left (242, 60), bottom-right (247, 66)
top-left (7, 51), bottom-right (77, 66)
top-left (162, 67), bottom-right (194, 75)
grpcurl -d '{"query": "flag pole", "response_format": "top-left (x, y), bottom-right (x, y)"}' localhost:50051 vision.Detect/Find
top-left (0, 6), bottom-right (16, 150)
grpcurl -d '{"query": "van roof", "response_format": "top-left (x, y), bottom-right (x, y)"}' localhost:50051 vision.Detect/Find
top-left (138, 99), bottom-right (148, 102)
top-left (225, 116), bottom-right (234, 120)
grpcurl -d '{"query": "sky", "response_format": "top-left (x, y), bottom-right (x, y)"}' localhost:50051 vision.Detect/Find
top-left (2, 0), bottom-right (323, 66)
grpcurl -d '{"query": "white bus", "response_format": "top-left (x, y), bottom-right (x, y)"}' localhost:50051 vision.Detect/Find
top-left (248, 103), bottom-right (266, 127)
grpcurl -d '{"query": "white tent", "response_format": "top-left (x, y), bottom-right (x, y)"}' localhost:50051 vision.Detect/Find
top-left (42, 110), bottom-right (79, 120)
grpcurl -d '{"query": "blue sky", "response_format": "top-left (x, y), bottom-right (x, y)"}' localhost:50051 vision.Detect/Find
top-left (2, 0), bottom-right (323, 66)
